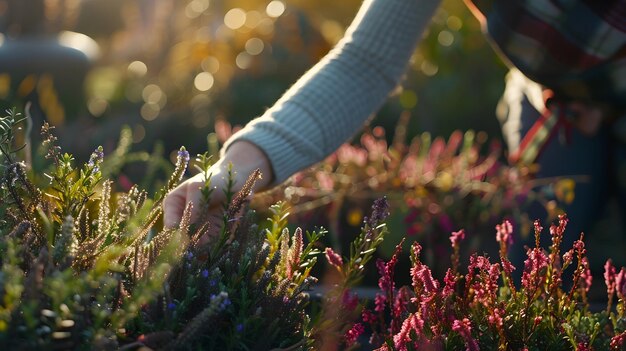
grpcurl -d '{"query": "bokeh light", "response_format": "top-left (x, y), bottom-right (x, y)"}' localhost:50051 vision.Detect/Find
top-left (87, 97), bottom-right (108, 117)
top-left (194, 72), bottom-right (215, 91)
top-left (224, 8), bottom-right (246, 30)
top-left (201, 56), bottom-right (220, 74)
top-left (141, 102), bottom-right (160, 121)
top-left (421, 61), bottom-right (439, 76)
top-left (127, 61), bottom-right (148, 77)
top-left (438, 30), bottom-right (454, 47)
top-left (245, 38), bottom-right (264, 55)
top-left (446, 16), bottom-right (463, 31)
top-left (235, 52), bottom-right (252, 69)
top-left (266, 1), bottom-right (285, 18)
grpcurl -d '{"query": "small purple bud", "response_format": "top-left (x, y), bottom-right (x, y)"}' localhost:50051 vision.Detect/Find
top-left (167, 302), bottom-right (176, 310)
top-left (202, 269), bottom-right (209, 278)
top-left (236, 323), bottom-right (244, 333)
top-left (177, 149), bottom-right (190, 163)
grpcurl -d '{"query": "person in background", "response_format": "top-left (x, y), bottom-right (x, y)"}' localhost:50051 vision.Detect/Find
top-left (163, 0), bottom-right (626, 248)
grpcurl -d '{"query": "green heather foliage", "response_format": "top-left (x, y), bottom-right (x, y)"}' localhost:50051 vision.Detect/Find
top-left (0, 110), bottom-right (387, 350)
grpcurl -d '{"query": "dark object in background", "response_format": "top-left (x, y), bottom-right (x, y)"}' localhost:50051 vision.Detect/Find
top-left (0, 0), bottom-right (97, 133)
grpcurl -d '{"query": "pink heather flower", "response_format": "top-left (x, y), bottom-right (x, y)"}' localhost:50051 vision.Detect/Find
top-left (345, 323), bottom-right (365, 347)
top-left (616, 268), bottom-right (626, 300)
top-left (495, 220), bottom-right (513, 246)
top-left (450, 229), bottom-right (466, 248)
top-left (577, 342), bottom-right (591, 351)
top-left (377, 259), bottom-right (393, 292)
top-left (501, 257), bottom-right (516, 276)
top-left (410, 242), bottom-right (423, 290)
top-left (393, 313), bottom-right (424, 351)
top-left (533, 316), bottom-right (543, 326)
top-left (342, 290), bottom-right (359, 312)
top-left (362, 309), bottom-right (377, 323)
top-left (573, 238), bottom-right (586, 256)
top-left (377, 241), bottom-right (403, 304)
top-left (605, 260), bottom-right (616, 297)
top-left (442, 268), bottom-right (456, 298)
top-left (411, 241), bottom-right (423, 259)
top-left (610, 330), bottom-right (626, 350)
top-left (522, 248), bottom-right (548, 291)
top-left (452, 318), bottom-right (479, 351)
top-left (549, 214), bottom-right (568, 248)
top-left (533, 220), bottom-right (544, 238)
top-left (467, 257), bottom-right (500, 307)
top-left (562, 249), bottom-right (574, 267)
top-left (325, 247), bottom-right (343, 268)
top-left (467, 256), bottom-right (492, 292)
top-left (580, 257), bottom-right (592, 293)
top-left (488, 308), bottom-right (503, 329)
top-left (393, 287), bottom-right (411, 319)
top-left (418, 266), bottom-right (440, 294)
top-left (558, 214), bottom-right (569, 229)
top-left (375, 293), bottom-right (387, 313)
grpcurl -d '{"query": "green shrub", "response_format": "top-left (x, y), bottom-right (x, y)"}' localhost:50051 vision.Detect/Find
top-left (0, 110), bottom-right (386, 350)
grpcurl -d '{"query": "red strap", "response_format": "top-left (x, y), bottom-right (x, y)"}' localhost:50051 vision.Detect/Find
top-left (509, 91), bottom-right (573, 165)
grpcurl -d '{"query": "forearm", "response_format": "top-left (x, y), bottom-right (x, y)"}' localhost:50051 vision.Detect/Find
top-left (224, 0), bottom-right (441, 184)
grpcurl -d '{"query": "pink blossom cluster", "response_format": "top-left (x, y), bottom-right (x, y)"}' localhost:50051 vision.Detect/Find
top-left (344, 216), bottom-right (626, 350)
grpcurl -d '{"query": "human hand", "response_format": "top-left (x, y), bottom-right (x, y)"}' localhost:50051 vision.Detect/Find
top-left (163, 140), bottom-right (273, 228)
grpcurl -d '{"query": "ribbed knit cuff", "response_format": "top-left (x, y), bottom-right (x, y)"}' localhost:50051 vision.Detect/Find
top-left (222, 117), bottom-right (325, 185)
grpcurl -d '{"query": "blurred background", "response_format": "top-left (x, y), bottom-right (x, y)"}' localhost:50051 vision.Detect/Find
top-left (0, 0), bottom-right (507, 167)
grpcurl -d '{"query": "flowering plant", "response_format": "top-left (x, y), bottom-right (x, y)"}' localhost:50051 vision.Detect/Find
top-left (0, 110), bottom-right (387, 350)
top-left (247, 118), bottom-right (574, 274)
top-left (344, 215), bottom-right (626, 350)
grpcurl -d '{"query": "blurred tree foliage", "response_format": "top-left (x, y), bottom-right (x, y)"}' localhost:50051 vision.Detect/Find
top-left (1, 0), bottom-right (509, 165)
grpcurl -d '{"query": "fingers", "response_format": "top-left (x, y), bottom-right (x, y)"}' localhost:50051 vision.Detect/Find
top-left (163, 182), bottom-right (190, 229)
top-left (163, 174), bottom-right (216, 228)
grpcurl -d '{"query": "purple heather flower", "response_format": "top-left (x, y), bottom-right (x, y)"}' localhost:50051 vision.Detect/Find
top-left (209, 292), bottom-right (231, 312)
top-left (368, 197), bottom-right (390, 229)
top-left (202, 269), bottom-right (209, 278)
top-left (236, 323), bottom-right (244, 333)
top-left (167, 302), bottom-right (176, 310)
top-left (178, 149), bottom-right (190, 163)
top-left (220, 298), bottom-right (231, 310)
top-left (88, 147), bottom-right (104, 169)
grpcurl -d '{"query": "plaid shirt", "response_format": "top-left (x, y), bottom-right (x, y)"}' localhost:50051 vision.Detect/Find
top-left (467, 0), bottom-right (626, 111)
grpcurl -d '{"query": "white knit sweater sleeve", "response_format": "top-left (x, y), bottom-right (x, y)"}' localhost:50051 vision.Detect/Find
top-left (222, 0), bottom-right (442, 184)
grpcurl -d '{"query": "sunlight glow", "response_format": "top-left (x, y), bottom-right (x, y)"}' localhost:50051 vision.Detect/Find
top-left (194, 72), bottom-right (215, 91)
top-left (224, 8), bottom-right (246, 30)
top-left (266, 1), bottom-right (285, 18)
